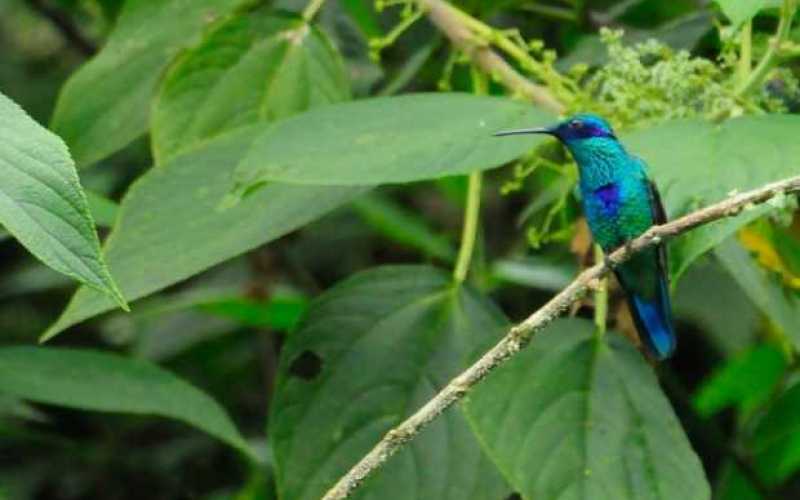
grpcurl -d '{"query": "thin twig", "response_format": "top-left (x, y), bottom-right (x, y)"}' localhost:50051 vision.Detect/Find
top-left (417, 0), bottom-right (566, 114)
top-left (24, 0), bottom-right (97, 56)
top-left (321, 173), bottom-right (800, 500)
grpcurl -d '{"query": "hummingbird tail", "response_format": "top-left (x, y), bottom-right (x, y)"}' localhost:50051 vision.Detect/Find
top-left (625, 278), bottom-right (676, 361)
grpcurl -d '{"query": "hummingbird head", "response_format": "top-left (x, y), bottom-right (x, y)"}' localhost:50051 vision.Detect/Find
top-left (494, 113), bottom-right (617, 145)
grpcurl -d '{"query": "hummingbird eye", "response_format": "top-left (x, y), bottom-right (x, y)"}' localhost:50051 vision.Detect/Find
top-left (568, 119), bottom-right (583, 129)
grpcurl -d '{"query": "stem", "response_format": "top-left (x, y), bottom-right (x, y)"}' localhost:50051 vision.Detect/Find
top-left (737, 21), bottom-right (752, 85)
top-left (453, 171), bottom-right (483, 283)
top-left (519, 3), bottom-right (577, 22)
top-left (736, 0), bottom-right (797, 96)
top-left (302, 0), bottom-right (327, 22)
top-left (417, 0), bottom-right (566, 114)
top-left (593, 245), bottom-right (608, 336)
top-left (444, 3), bottom-right (573, 93)
top-left (321, 174), bottom-right (800, 500)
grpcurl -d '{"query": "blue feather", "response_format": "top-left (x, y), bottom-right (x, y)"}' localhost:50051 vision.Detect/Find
top-left (626, 275), bottom-right (676, 360)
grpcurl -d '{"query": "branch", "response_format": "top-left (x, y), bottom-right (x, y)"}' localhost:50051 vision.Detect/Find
top-left (321, 173), bottom-right (800, 500)
top-left (417, 0), bottom-right (566, 114)
top-left (24, 0), bottom-right (97, 56)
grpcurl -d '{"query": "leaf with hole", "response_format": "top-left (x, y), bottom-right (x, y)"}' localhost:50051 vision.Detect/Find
top-left (464, 318), bottom-right (710, 500)
top-left (270, 265), bottom-right (511, 500)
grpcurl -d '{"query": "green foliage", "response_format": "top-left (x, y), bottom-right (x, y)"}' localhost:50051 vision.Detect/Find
top-left (0, 91), bottom-right (125, 308)
top-left (0, 346), bottom-right (253, 457)
top-left (465, 319), bottom-right (710, 500)
top-left (715, 0), bottom-right (774, 26)
top-left (42, 128), bottom-right (363, 341)
top-left (715, 237), bottom-right (800, 348)
top-left (230, 94), bottom-right (552, 188)
top-left (152, 8), bottom-right (350, 163)
top-left (575, 29), bottom-right (740, 127)
top-left (693, 343), bottom-right (787, 417)
top-left (3, 0), bottom-right (800, 498)
top-left (270, 266), bottom-right (509, 500)
top-left (51, 0), bottom-right (251, 167)
top-left (623, 115), bottom-right (800, 280)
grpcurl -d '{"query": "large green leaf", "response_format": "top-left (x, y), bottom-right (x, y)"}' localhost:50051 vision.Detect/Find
top-left (269, 265), bottom-right (510, 500)
top-left (50, 0), bottom-right (250, 167)
top-left (42, 127), bottom-right (363, 341)
top-left (152, 9), bottom-right (350, 163)
top-left (0, 92), bottom-right (125, 308)
top-left (621, 115), bottom-right (800, 281)
top-left (230, 93), bottom-right (552, 189)
top-left (0, 346), bottom-right (253, 458)
top-left (464, 319), bottom-right (710, 500)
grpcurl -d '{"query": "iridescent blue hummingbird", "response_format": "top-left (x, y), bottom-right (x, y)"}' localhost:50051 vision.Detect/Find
top-left (496, 114), bottom-right (676, 360)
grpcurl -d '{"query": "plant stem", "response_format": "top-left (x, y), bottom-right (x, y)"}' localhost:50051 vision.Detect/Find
top-left (593, 244), bottom-right (608, 336)
top-left (737, 21), bottom-right (752, 85)
top-left (519, 3), bottom-right (577, 22)
top-left (321, 174), bottom-right (800, 500)
top-left (302, 0), bottom-right (327, 22)
top-left (416, 0), bottom-right (566, 113)
top-left (736, 0), bottom-right (797, 96)
top-left (453, 171), bottom-right (483, 283)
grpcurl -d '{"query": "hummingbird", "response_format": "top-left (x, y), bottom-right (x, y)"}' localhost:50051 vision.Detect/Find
top-left (495, 114), bottom-right (676, 360)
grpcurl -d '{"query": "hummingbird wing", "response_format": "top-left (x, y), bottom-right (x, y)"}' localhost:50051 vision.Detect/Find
top-left (621, 177), bottom-right (675, 360)
top-left (647, 179), bottom-right (669, 283)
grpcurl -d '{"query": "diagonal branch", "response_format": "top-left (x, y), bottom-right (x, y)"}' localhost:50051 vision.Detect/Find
top-left (321, 173), bottom-right (800, 500)
top-left (417, 0), bottom-right (566, 114)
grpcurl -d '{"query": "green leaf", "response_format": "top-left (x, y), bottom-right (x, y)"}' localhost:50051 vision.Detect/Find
top-left (714, 0), bottom-right (769, 26)
top-left (0, 92), bottom-right (126, 308)
top-left (270, 265), bottom-right (510, 500)
top-left (750, 383), bottom-right (800, 483)
top-left (152, 9), bottom-right (350, 163)
top-left (351, 192), bottom-right (456, 261)
top-left (230, 93), bottom-right (552, 189)
top-left (0, 346), bottom-right (253, 458)
top-left (715, 237), bottom-right (800, 348)
top-left (693, 344), bottom-right (786, 418)
top-left (340, 0), bottom-right (382, 38)
top-left (464, 318), bottom-right (710, 500)
top-left (622, 115), bottom-right (800, 281)
top-left (716, 461), bottom-right (763, 500)
top-left (50, 0), bottom-right (250, 167)
top-left (42, 127), bottom-right (364, 341)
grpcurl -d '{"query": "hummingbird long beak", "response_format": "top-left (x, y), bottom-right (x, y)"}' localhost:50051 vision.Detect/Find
top-left (492, 126), bottom-right (554, 137)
